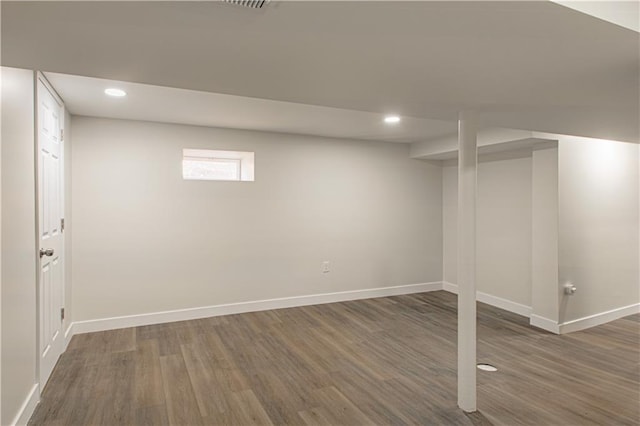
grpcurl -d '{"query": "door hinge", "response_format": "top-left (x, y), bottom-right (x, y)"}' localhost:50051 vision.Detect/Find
top-left (60, 129), bottom-right (64, 141)
top-left (61, 308), bottom-right (65, 321)
top-left (61, 218), bottom-right (65, 232)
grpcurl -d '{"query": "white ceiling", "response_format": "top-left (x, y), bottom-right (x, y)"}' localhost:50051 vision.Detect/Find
top-left (552, 1), bottom-right (640, 32)
top-left (45, 72), bottom-right (456, 143)
top-left (3, 1), bottom-right (639, 142)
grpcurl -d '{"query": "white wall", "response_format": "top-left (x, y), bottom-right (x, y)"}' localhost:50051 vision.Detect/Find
top-left (1, 67), bottom-right (37, 426)
top-left (531, 147), bottom-right (559, 323)
top-left (71, 117), bottom-right (443, 322)
top-left (442, 165), bottom-right (458, 285)
top-left (443, 155), bottom-right (533, 307)
top-left (63, 109), bottom-right (73, 335)
top-left (558, 137), bottom-right (640, 323)
top-left (0, 75), bottom-right (3, 426)
top-left (443, 137), bottom-right (639, 329)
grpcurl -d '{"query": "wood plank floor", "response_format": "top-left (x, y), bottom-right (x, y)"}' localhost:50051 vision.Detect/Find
top-left (30, 291), bottom-right (640, 426)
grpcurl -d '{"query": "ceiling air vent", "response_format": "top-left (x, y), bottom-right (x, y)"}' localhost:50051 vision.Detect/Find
top-left (223, 0), bottom-right (270, 9)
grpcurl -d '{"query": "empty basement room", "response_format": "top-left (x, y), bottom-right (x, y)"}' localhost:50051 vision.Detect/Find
top-left (1, 1), bottom-right (639, 425)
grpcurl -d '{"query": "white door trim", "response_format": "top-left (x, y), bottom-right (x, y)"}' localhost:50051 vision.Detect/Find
top-left (34, 71), bottom-right (66, 392)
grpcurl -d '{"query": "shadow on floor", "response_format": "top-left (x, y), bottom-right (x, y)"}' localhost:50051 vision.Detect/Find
top-left (465, 410), bottom-right (494, 425)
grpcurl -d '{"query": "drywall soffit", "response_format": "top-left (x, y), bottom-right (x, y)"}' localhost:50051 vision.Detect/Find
top-left (410, 128), bottom-right (558, 161)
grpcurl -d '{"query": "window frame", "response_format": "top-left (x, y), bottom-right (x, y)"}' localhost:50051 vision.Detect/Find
top-left (182, 149), bottom-right (255, 182)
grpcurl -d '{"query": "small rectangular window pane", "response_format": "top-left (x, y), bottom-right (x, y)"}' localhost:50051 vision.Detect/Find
top-left (182, 157), bottom-right (241, 181)
top-left (182, 149), bottom-right (254, 182)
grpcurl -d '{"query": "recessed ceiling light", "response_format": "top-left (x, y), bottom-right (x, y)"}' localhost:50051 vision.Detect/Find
top-left (384, 115), bottom-right (401, 124)
top-left (105, 88), bottom-right (127, 97)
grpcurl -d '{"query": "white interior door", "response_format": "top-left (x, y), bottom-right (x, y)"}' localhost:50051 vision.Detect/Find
top-left (37, 74), bottom-right (65, 389)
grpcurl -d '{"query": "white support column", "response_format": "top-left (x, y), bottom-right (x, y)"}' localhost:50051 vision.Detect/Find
top-left (457, 111), bottom-right (477, 412)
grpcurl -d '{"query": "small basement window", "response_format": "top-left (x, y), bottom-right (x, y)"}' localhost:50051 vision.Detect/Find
top-left (182, 149), bottom-right (254, 182)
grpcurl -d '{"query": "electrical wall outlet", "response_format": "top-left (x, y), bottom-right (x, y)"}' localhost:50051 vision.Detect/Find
top-left (321, 261), bottom-right (330, 273)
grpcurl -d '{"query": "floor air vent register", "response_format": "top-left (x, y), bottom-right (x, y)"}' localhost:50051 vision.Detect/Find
top-left (222, 0), bottom-right (270, 9)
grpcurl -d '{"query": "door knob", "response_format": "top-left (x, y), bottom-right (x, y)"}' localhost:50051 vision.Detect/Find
top-left (39, 248), bottom-right (54, 258)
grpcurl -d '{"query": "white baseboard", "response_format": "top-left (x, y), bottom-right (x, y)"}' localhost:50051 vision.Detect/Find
top-left (529, 304), bottom-right (640, 335)
top-left (441, 282), bottom-right (532, 317)
top-left (67, 281), bottom-right (637, 339)
top-left (64, 323), bottom-right (75, 349)
top-left (442, 281), bottom-right (458, 294)
top-left (559, 303), bottom-right (640, 334)
top-left (72, 282), bottom-right (443, 335)
top-left (10, 383), bottom-right (39, 426)
top-left (530, 314), bottom-right (560, 334)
